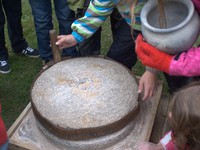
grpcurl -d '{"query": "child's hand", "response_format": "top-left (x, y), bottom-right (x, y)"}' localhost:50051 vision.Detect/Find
top-left (138, 71), bottom-right (157, 101)
top-left (56, 34), bottom-right (77, 50)
top-left (136, 34), bottom-right (173, 73)
top-left (137, 142), bottom-right (164, 150)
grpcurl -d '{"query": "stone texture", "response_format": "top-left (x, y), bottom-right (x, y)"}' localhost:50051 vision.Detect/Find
top-left (31, 57), bottom-right (138, 143)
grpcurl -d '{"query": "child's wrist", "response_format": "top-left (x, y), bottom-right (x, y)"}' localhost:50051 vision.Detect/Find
top-left (157, 143), bottom-right (166, 150)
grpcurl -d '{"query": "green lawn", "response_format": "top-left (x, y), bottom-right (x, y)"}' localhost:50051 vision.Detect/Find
top-left (0, 0), bottom-right (169, 129)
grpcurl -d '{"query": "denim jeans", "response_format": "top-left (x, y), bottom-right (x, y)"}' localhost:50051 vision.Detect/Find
top-left (0, 140), bottom-right (9, 150)
top-left (29, 0), bottom-right (79, 62)
top-left (0, 0), bottom-right (28, 60)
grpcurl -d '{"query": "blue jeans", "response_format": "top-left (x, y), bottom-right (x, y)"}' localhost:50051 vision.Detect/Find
top-left (0, 140), bottom-right (8, 150)
top-left (29, 0), bottom-right (79, 62)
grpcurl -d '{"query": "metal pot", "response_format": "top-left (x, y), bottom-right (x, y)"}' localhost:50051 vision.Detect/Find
top-left (141, 0), bottom-right (200, 54)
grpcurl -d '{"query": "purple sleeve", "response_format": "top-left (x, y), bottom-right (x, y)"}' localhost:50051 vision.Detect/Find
top-left (169, 47), bottom-right (200, 76)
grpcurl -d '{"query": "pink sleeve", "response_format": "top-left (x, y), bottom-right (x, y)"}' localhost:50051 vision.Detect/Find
top-left (192, 0), bottom-right (200, 15)
top-left (169, 47), bottom-right (200, 76)
top-left (159, 131), bottom-right (178, 150)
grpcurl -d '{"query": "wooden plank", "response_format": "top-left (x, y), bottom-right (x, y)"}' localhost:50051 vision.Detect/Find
top-left (8, 103), bottom-right (31, 138)
top-left (150, 96), bottom-right (172, 143)
top-left (8, 144), bottom-right (27, 150)
top-left (8, 142), bottom-right (31, 150)
top-left (161, 96), bottom-right (173, 136)
top-left (143, 80), bottom-right (164, 141)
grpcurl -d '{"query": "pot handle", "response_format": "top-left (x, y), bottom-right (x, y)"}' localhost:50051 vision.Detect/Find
top-left (49, 30), bottom-right (62, 63)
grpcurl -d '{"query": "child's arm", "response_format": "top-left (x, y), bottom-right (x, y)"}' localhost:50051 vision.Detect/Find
top-left (71, 0), bottom-right (117, 43)
top-left (56, 0), bottom-right (117, 49)
top-left (168, 47), bottom-right (200, 76)
top-left (136, 34), bottom-right (200, 77)
top-left (159, 131), bottom-right (180, 150)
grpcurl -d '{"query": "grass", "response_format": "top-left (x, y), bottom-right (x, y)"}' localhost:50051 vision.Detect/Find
top-left (0, 1), bottom-right (170, 129)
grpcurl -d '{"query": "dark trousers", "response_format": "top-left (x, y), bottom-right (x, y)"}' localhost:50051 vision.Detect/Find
top-left (77, 7), bottom-right (137, 70)
top-left (107, 9), bottom-right (137, 69)
top-left (0, 0), bottom-right (28, 60)
top-left (29, 0), bottom-right (79, 62)
top-left (164, 73), bottom-right (200, 94)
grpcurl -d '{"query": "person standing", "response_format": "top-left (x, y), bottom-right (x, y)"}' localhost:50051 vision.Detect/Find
top-left (0, 0), bottom-right (39, 74)
top-left (29, 0), bottom-right (79, 66)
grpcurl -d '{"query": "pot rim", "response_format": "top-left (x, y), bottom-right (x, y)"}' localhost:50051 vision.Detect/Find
top-left (141, 0), bottom-right (195, 33)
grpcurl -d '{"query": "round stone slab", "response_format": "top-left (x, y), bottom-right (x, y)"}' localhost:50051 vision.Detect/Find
top-left (31, 57), bottom-right (139, 140)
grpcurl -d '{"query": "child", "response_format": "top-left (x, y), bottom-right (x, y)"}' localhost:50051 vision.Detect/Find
top-left (137, 82), bottom-right (200, 150)
top-left (55, 0), bottom-right (158, 101)
top-left (135, 0), bottom-right (200, 94)
top-left (0, 103), bottom-right (8, 150)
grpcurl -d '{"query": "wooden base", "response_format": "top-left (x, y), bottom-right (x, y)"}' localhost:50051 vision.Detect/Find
top-left (8, 81), bottom-right (165, 150)
top-left (150, 95), bottom-right (172, 143)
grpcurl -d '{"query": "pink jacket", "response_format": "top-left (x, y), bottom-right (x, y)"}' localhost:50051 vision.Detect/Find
top-left (192, 0), bottom-right (200, 14)
top-left (159, 131), bottom-right (190, 150)
top-left (169, 0), bottom-right (200, 76)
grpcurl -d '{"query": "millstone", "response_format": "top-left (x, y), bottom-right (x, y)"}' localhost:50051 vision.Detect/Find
top-left (31, 57), bottom-right (139, 148)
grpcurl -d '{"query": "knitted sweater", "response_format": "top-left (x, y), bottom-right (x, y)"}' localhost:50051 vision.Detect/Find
top-left (71, 0), bottom-right (147, 43)
top-left (169, 0), bottom-right (200, 76)
top-left (0, 104), bottom-right (7, 146)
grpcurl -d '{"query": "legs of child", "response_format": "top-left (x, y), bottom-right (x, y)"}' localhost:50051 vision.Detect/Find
top-left (137, 142), bottom-right (164, 150)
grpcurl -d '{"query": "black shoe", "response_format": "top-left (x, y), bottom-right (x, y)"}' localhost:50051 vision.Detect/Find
top-left (22, 46), bottom-right (40, 58)
top-left (0, 60), bottom-right (11, 74)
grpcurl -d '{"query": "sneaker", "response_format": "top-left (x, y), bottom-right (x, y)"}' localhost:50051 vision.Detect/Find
top-left (0, 60), bottom-right (11, 74)
top-left (22, 46), bottom-right (40, 58)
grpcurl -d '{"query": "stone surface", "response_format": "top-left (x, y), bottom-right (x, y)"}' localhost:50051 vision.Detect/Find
top-left (31, 57), bottom-right (139, 145)
top-left (31, 57), bottom-right (138, 129)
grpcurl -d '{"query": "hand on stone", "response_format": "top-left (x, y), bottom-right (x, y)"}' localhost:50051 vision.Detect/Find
top-left (56, 34), bottom-right (77, 50)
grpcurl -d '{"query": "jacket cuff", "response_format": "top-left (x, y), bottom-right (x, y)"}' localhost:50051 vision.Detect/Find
top-left (72, 31), bottom-right (84, 43)
top-left (145, 66), bottom-right (160, 74)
